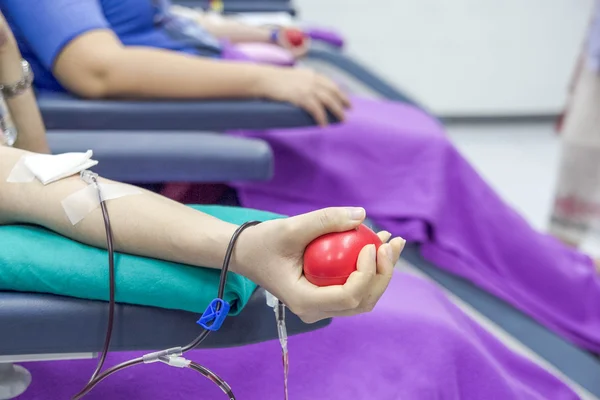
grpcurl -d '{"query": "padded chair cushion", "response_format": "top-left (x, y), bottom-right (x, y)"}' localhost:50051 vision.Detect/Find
top-left (37, 92), bottom-right (329, 131)
top-left (0, 288), bottom-right (332, 354)
top-left (46, 131), bottom-right (274, 183)
top-left (0, 205), bottom-right (284, 315)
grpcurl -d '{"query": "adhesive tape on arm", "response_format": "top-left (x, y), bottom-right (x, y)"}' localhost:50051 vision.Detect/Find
top-left (61, 183), bottom-right (142, 225)
top-left (6, 155), bottom-right (35, 183)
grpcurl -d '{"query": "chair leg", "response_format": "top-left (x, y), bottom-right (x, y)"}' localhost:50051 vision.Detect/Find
top-left (0, 363), bottom-right (31, 400)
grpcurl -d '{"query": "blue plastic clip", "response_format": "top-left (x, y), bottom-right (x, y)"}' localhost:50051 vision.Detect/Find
top-left (197, 298), bottom-right (231, 331)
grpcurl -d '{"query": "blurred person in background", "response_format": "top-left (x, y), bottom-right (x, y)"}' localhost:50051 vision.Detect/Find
top-left (551, 0), bottom-right (600, 268)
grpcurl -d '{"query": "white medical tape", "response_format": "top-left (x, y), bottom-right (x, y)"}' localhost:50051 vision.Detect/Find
top-left (61, 183), bottom-right (142, 225)
top-left (7, 150), bottom-right (98, 185)
top-left (265, 291), bottom-right (278, 308)
top-left (6, 155), bottom-right (35, 183)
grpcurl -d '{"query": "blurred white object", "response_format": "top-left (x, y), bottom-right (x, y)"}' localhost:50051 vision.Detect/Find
top-left (231, 12), bottom-right (294, 27)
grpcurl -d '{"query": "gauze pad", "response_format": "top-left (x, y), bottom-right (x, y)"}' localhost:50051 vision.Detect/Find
top-left (7, 150), bottom-right (98, 185)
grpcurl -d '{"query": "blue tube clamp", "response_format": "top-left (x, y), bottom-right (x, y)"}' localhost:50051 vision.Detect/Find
top-left (197, 298), bottom-right (231, 331)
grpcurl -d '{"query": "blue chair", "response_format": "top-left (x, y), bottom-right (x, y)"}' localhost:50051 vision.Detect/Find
top-left (0, 94), bottom-right (335, 399)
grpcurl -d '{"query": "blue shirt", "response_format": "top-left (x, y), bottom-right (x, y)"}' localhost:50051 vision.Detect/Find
top-left (0, 0), bottom-right (209, 92)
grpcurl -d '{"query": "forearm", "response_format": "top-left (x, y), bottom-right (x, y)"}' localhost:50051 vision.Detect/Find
top-left (0, 20), bottom-right (48, 153)
top-left (0, 146), bottom-right (245, 273)
top-left (196, 15), bottom-right (272, 44)
top-left (4, 85), bottom-right (49, 153)
top-left (170, 5), bottom-right (272, 44)
top-left (101, 47), bottom-right (271, 99)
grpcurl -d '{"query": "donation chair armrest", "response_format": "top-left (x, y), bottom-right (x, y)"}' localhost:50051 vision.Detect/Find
top-left (38, 92), bottom-right (333, 131)
top-left (47, 130), bottom-right (273, 183)
top-left (0, 288), bottom-right (330, 355)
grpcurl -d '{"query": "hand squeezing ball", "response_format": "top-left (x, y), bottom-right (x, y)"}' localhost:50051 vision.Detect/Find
top-left (284, 28), bottom-right (306, 47)
top-left (303, 225), bottom-right (382, 286)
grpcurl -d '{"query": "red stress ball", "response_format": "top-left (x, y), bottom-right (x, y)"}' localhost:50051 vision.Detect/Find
top-left (303, 225), bottom-right (382, 287)
top-left (284, 29), bottom-right (306, 47)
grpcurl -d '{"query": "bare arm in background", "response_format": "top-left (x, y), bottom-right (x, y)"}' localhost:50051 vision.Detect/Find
top-left (0, 13), bottom-right (48, 153)
top-left (169, 4), bottom-right (309, 57)
top-left (54, 30), bottom-right (348, 126)
top-left (170, 5), bottom-right (274, 44)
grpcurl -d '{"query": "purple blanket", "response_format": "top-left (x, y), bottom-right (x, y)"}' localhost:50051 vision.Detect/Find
top-left (22, 273), bottom-right (577, 399)
top-left (231, 97), bottom-right (600, 353)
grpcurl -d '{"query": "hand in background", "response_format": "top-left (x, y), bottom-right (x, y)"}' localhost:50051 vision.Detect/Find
top-left (256, 66), bottom-right (351, 126)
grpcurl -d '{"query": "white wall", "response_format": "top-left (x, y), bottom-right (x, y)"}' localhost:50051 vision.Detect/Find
top-left (297, 0), bottom-right (594, 116)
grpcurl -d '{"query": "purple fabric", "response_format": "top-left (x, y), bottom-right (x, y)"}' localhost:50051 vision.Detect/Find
top-left (20, 273), bottom-right (577, 399)
top-left (222, 42), bottom-right (295, 66)
top-left (231, 96), bottom-right (600, 353)
top-left (306, 28), bottom-right (345, 48)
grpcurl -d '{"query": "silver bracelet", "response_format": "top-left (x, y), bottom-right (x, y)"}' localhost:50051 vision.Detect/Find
top-left (0, 59), bottom-right (33, 98)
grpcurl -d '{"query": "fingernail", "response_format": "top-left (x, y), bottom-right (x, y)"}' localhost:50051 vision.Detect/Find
top-left (400, 238), bottom-right (407, 250)
top-left (380, 231), bottom-right (392, 241)
top-left (385, 244), bottom-right (394, 262)
top-left (346, 207), bottom-right (365, 221)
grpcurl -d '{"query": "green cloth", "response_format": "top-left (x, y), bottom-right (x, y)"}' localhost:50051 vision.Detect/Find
top-left (0, 205), bottom-right (284, 315)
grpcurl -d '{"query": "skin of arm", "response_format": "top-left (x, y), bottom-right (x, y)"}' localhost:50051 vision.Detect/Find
top-left (0, 15), bottom-right (48, 153)
top-left (0, 145), bottom-right (249, 274)
top-left (53, 29), bottom-right (279, 100)
top-left (0, 144), bottom-right (404, 323)
top-left (190, 12), bottom-right (309, 57)
top-left (53, 29), bottom-right (344, 125)
top-left (195, 15), bottom-right (272, 44)
top-left (170, 5), bottom-right (273, 44)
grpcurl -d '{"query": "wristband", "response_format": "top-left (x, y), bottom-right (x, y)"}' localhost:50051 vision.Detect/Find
top-left (0, 60), bottom-right (33, 99)
top-left (269, 28), bottom-right (281, 44)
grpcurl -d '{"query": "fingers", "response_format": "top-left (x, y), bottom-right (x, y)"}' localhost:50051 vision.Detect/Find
top-left (340, 243), bottom-right (377, 304)
top-left (303, 72), bottom-right (349, 125)
top-left (291, 38), bottom-right (311, 58)
top-left (285, 207), bottom-right (366, 244)
top-left (376, 243), bottom-right (396, 276)
top-left (301, 97), bottom-right (328, 127)
top-left (302, 244), bottom-right (376, 313)
top-left (331, 244), bottom-right (394, 317)
top-left (295, 238), bottom-right (406, 322)
top-left (316, 75), bottom-right (351, 108)
top-left (377, 231), bottom-right (392, 243)
top-left (317, 89), bottom-right (345, 122)
top-left (389, 237), bottom-right (407, 261)
top-left (314, 75), bottom-right (349, 122)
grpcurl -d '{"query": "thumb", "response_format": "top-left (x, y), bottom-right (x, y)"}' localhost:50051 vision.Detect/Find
top-left (287, 207), bottom-right (366, 244)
